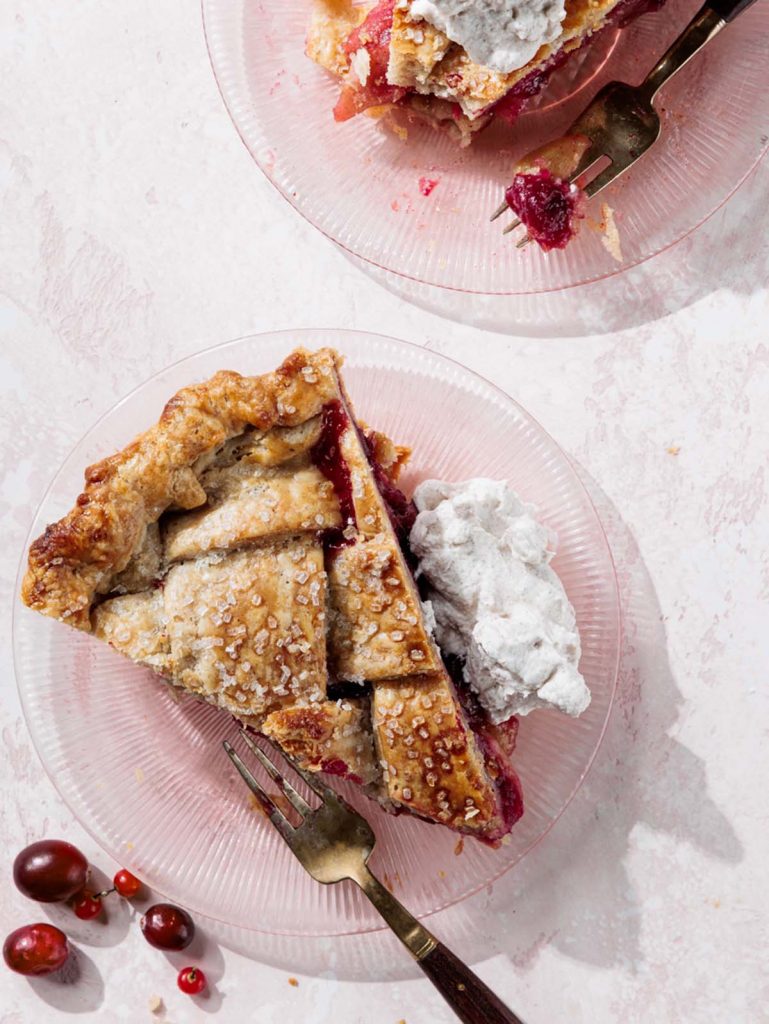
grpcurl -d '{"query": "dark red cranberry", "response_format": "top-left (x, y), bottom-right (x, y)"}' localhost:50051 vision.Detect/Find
top-left (140, 904), bottom-right (195, 950)
top-left (13, 840), bottom-right (88, 903)
top-left (3, 923), bottom-right (70, 976)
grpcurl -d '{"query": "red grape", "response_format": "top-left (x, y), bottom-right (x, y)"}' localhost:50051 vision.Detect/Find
top-left (113, 868), bottom-right (142, 898)
top-left (13, 840), bottom-right (88, 903)
top-left (72, 890), bottom-right (102, 920)
top-left (177, 965), bottom-right (207, 995)
top-left (3, 923), bottom-right (70, 976)
top-left (140, 904), bottom-right (194, 950)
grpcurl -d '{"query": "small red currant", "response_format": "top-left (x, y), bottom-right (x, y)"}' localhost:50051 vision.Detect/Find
top-left (177, 965), bottom-right (207, 995)
top-left (72, 890), bottom-right (102, 920)
top-left (113, 868), bottom-right (142, 898)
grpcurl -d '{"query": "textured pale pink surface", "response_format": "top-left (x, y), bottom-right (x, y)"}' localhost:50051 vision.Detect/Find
top-left (1, 3), bottom-right (768, 1024)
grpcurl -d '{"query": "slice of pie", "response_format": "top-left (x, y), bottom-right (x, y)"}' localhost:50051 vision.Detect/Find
top-left (22, 348), bottom-right (522, 845)
top-left (307, 0), bottom-right (666, 144)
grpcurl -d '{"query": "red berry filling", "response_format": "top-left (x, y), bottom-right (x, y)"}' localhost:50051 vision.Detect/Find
top-left (493, 46), bottom-right (574, 125)
top-left (505, 167), bottom-right (584, 251)
top-left (310, 399), bottom-right (357, 548)
top-left (445, 654), bottom-right (524, 842)
top-left (311, 400), bottom-right (418, 554)
top-left (334, 0), bottom-right (406, 122)
top-left (320, 758), bottom-right (364, 785)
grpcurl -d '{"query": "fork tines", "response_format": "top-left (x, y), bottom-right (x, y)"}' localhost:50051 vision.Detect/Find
top-left (223, 730), bottom-right (330, 836)
top-left (490, 199), bottom-right (533, 249)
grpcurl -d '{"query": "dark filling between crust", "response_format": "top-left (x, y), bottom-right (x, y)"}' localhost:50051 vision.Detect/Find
top-left (310, 399), bottom-right (418, 553)
top-left (310, 399), bottom-right (358, 549)
top-left (445, 654), bottom-right (524, 841)
top-left (361, 431), bottom-right (418, 548)
top-left (320, 758), bottom-right (366, 785)
top-left (312, 400), bottom-right (523, 835)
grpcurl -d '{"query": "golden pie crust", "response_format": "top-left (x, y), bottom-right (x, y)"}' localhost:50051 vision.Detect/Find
top-left (22, 347), bottom-right (518, 842)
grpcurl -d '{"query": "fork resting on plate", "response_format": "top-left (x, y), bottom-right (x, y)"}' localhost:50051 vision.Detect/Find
top-left (492, 0), bottom-right (759, 246)
top-left (224, 730), bottom-right (526, 1024)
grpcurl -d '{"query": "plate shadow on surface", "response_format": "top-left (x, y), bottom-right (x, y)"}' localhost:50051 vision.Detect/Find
top-left (348, 156), bottom-right (769, 338)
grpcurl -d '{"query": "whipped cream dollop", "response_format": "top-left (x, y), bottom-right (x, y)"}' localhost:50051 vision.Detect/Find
top-left (408, 0), bottom-right (566, 75)
top-left (411, 478), bottom-right (590, 722)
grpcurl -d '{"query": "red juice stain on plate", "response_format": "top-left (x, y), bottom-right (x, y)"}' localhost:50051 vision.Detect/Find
top-left (418, 176), bottom-right (439, 196)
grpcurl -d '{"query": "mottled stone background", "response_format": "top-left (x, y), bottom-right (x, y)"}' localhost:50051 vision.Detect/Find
top-left (1, 2), bottom-right (767, 1022)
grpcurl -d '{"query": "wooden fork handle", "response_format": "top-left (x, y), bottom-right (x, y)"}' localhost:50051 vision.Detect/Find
top-left (418, 942), bottom-right (526, 1024)
top-left (708, 0), bottom-right (759, 23)
top-left (355, 867), bottom-right (525, 1024)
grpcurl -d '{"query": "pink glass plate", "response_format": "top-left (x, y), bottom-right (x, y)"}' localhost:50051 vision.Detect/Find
top-left (13, 330), bottom-right (620, 937)
top-left (202, 0), bottom-right (768, 295)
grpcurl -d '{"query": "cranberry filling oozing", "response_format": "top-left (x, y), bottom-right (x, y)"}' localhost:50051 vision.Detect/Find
top-left (310, 399), bottom-right (357, 548)
top-left (310, 401), bottom-right (522, 833)
top-left (493, 46), bottom-right (574, 125)
top-left (310, 399), bottom-right (418, 555)
top-left (445, 654), bottom-right (524, 839)
top-left (360, 431), bottom-right (417, 550)
top-left (321, 758), bottom-right (364, 785)
top-left (334, 0), bottom-right (407, 122)
top-left (492, 0), bottom-right (668, 126)
top-left (505, 167), bottom-right (584, 252)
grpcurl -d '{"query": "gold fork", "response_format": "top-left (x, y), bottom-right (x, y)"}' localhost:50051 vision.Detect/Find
top-left (224, 730), bottom-right (525, 1024)
top-left (492, 0), bottom-right (759, 246)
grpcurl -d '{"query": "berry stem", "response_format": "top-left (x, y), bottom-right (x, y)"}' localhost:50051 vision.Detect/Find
top-left (93, 887), bottom-right (116, 899)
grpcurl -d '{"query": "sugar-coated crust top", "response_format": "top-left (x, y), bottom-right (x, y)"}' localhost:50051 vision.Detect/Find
top-left (22, 348), bottom-right (342, 629)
